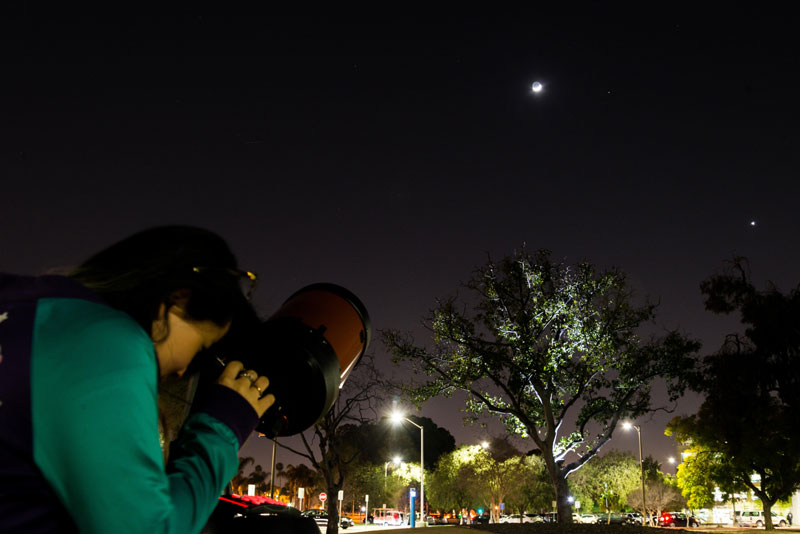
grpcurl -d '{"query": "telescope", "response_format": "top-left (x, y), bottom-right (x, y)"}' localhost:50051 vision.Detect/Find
top-left (200, 283), bottom-right (371, 437)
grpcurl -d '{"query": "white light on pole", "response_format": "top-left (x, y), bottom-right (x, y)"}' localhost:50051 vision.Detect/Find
top-left (623, 422), bottom-right (647, 525)
top-left (391, 411), bottom-right (425, 527)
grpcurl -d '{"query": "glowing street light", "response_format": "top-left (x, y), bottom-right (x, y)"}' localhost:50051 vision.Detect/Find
top-left (667, 456), bottom-right (677, 475)
top-left (391, 411), bottom-right (425, 527)
top-left (623, 422), bottom-right (647, 525)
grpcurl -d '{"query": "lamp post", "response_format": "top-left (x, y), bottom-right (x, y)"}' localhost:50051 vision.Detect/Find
top-left (269, 438), bottom-right (277, 498)
top-left (623, 422), bottom-right (647, 526)
top-left (391, 412), bottom-right (425, 527)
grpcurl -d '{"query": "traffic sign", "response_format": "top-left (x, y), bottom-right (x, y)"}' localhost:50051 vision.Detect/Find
top-left (320, 492), bottom-right (328, 502)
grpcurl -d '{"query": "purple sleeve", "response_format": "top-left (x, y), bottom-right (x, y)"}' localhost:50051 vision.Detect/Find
top-left (191, 384), bottom-right (260, 447)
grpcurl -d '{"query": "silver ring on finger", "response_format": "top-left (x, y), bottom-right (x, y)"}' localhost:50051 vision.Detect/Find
top-left (237, 370), bottom-right (256, 383)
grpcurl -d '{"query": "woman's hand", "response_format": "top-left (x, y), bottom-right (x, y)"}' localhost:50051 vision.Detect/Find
top-left (216, 361), bottom-right (275, 417)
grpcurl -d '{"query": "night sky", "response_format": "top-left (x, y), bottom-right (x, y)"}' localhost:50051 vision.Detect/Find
top-left (2, 16), bottom-right (798, 472)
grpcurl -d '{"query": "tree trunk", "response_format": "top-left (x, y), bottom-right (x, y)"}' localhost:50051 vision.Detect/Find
top-left (326, 493), bottom-right (340, 534)
top-left (541, 447), bottom-right (573, 524)
top-left (762, 500), bottom-right (775, 531)
top-left (554, 473), bottom-right (573, 524)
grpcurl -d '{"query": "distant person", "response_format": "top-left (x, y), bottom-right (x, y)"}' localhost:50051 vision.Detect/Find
top-left (0, 226), bottom-right (275, 533)
top-left (788, 511), bottom-right (793, 526)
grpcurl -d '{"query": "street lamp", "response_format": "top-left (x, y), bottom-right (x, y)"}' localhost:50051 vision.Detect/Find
top-left (391, 411), bottom-right (425, 527)
top-left (384, 456), bottom-right (401, 494)
top-left (623, 422), bottom-right (647, 526)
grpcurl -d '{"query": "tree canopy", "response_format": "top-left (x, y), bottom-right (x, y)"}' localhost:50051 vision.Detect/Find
top-left (427, 441), bottom-right (551, 522)
top-left (568, 451), bottom-right (639, 513)
top-left (669, 259), bottom-right (800, 530)
top-left (383, 249), bottom-right (700, 522)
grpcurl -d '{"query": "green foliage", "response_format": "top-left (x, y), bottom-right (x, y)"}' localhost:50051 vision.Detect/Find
top-left (341, 463), bottom-right (406, 511)
top-left (428, 443), bottom-right (552, 519)
top-left (642, 455), bottom-right (663, 483)
top-left (666, 417), bottom-right (749, 510)
top-left (673, 259), bottom-right (800, 529)
top-left (568, 451), bottom-right (640, 512)
top-left (428, 446), bottom-right (484, 511)
top-left (503, 455), bottom-right (554, 514)
top-left (383, 249), bottom-right (700, 523)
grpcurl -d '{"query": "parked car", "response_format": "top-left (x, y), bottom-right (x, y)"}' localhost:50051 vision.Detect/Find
top-left (658, 512), bottom-right (701, 527)
top-left (595, 513), bottom-right (628, 525)
top-left (472, 514), bottom-right (491, 524)
top-left (737, 510), bottom-right (788, 528)
top-left (300, 510), bottom-right (354, 529)
top-left (501, 513), bottom-right (542, 523)
top-left (579, 513), bottom-right (598, 524)
top-left (540, 512), bottom-right (559, 523)
top-left (625, 512), bottom-right (644, 525)
top-left (373, 509), bottom-right (404, 526)
top-left (205, 495), bottom-right (318, 533)
top-left (433, 513), bottom-right (457, 524)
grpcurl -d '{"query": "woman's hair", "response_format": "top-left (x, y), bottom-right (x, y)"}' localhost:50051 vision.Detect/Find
top-left (69, 225), bottom-right (256, 335)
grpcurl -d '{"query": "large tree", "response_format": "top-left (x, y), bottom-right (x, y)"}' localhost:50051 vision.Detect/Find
top-left (568, 451), bottom-right (640, 513)
top-left (465, 439), bottom-right (524, 523)
top-left (503, 454), bottom-right (553, 517)
top-left (669, 259), bottom-right (800, 530)
top-left (663, 426), bottom-right (747, 522)
top-left (383, 249), bottom-right (699, 523)
top-left (427, 446), bottom-right (484, 520)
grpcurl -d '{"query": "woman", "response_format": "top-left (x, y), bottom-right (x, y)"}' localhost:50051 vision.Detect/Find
top-left (0, 226), bottom-right (274, 533)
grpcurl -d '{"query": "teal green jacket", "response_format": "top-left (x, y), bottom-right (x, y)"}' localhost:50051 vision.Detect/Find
top-left (0, 274), bottom-right (260, 533)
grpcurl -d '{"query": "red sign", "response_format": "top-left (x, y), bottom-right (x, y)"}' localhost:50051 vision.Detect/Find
top-left (319, 492), bottom-right (327, 502)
